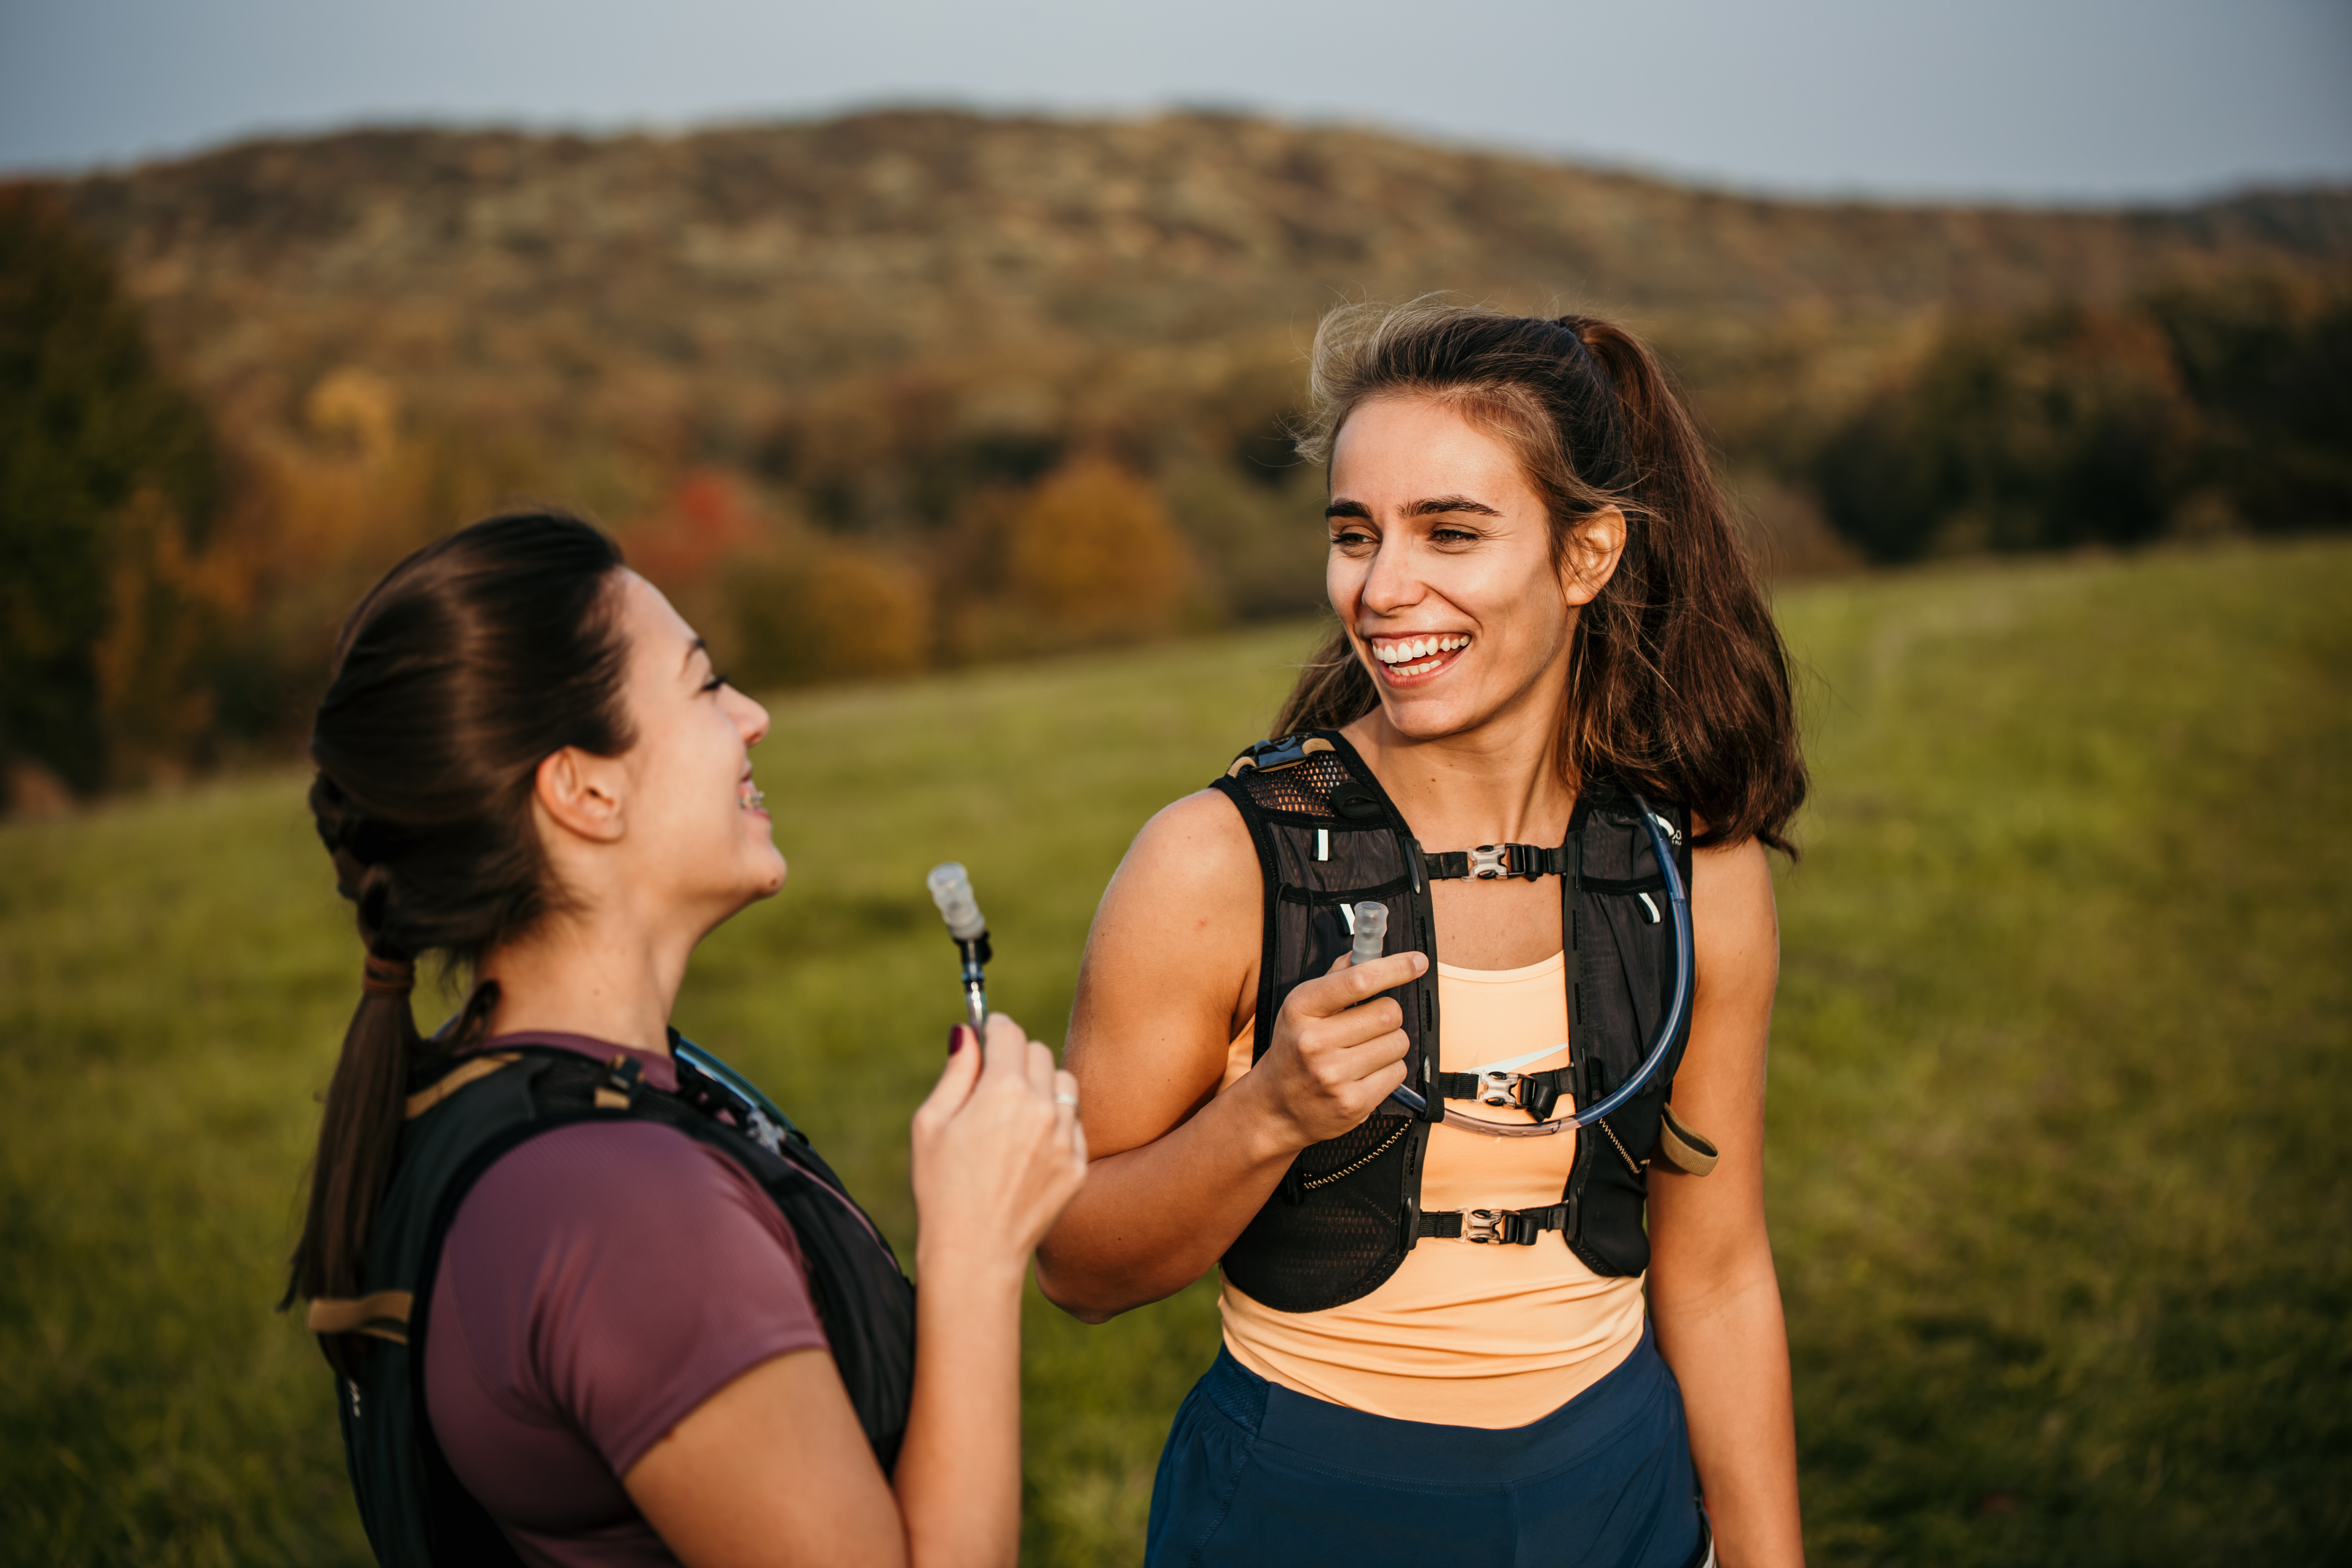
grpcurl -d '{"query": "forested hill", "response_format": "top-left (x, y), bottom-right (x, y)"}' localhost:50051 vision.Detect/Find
top-left (50, 110), bottom-right (2352, 452)
top-left (9, 111), bottom-right (2349, 800)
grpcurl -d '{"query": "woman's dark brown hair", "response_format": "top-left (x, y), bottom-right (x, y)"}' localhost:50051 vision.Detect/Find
top-left (1278, 300), bottom-right (1807, 852)
top-left (288, 511), bottom-right (634, 1325)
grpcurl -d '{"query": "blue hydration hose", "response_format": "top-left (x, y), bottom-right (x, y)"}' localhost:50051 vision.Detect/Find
top-left (673, 1033), bottom-right (802, 1141)
top-left (1382, 792), bottom-right (1692, 1132)
top-left (1559, 792), bottom-right (1693, 1129)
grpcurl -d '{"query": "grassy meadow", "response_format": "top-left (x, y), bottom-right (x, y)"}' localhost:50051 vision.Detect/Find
top-left (2, 537), bottom-right (2346, 1564)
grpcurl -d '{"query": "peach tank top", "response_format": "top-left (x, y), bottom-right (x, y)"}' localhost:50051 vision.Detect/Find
top-left (1217, 951), bottom-right (1647, 1428)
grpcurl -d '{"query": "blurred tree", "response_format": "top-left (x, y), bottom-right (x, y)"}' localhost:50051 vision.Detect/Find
top-left (1812, 280), bottom-right (2352, 564)
top-left (1814, 306), bottom-right (2196, 562)
top-left (0, 185), bottom-right (219, 795)
top-left (626, 472), bottom-right (772, 592)
top-left (725, 541), bottom-right (931, 687)
top-left (2150, 278), bottom-right (2352, 530)
top-left (1002, 456), bottom-right (1196, 648)
top-left (1166, 463), bottom-right (1330, 620)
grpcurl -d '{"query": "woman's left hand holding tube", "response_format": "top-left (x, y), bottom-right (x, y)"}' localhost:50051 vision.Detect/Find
top-left (624, 1013), bottom-right (1084, 1568)
top-left (912, 1013), bottom-right (1090, 1280)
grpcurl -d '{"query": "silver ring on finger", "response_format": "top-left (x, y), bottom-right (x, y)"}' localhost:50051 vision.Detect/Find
top-left (1054, 1091), bottom-right (1080, 1107)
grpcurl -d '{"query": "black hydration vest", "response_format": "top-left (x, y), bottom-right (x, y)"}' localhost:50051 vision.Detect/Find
top-left (1213, 729), bottom-right (1701, 1315)
top-left (306, 1039), bottom-right (915, 1568)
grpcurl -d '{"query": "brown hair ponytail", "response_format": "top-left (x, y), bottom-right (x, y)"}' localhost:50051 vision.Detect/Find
top-left (288, 511), bottom-right (632, 1321)
top-left (1278, 301), bottom-right (1808, 853)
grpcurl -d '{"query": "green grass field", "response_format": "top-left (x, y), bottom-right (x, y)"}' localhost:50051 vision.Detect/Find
top-left (3, 538), bottom-right (2346, 1565)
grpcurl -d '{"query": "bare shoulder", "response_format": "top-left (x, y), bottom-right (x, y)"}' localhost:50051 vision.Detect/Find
top-left (1690, 834), bottom-right (1774, 912)
top-left (1110, 787), bottom-right (1259, 908)
top-left (1690, 837), bottom-right (1778, 986)
top-left (1066, 788), bottom-right (1262, 1137)
top-left (1080, 786), bottom-right (1260, 995)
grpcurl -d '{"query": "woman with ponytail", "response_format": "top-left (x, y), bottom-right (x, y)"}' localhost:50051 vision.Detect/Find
top-left (1038, 303), bottom-right (1807, 1567)
top-left (290, 511), bottom-right (1086, 1568)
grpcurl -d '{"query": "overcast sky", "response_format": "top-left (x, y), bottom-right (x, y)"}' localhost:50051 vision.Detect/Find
top-left (2, 0), bottom-right (2347, 202)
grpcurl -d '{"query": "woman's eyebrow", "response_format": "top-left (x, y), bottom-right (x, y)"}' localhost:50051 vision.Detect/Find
top-left (1411, 495), bottom-right (1502, 517)
top-left (1324, 498), bottom-right (1372, 520)
top-left (679, 636), bottom-right (708, 676)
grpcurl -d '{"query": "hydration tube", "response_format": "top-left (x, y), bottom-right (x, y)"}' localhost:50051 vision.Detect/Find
top-left (1376, 792), bottom-right (1693, 1135)
top-left (925, 862), bottom-right (992, 1036)
top-left (672, 1034), bottom-right (801, 1140)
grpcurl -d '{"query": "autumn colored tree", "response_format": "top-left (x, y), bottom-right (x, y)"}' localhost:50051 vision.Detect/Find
top-left (726, 542), bottom-right (932, 688)
top-left (1002, 456), bottom-right (1195, 647)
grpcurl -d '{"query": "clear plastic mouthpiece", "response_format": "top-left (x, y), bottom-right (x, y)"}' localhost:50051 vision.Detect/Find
top-left (1349, 901), bottom-right (1388, 968)
top-left (925, 862), bottom-right (988, 941)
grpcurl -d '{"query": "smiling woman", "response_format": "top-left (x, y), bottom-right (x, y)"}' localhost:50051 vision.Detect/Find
top-left (1039, 303), bottom-right (1808, 1568)
top-left (288, 510), bottom-right (1087, 1568)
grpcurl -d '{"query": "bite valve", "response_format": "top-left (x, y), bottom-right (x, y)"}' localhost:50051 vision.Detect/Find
top-left (1348, 901), bottom-right (1428, 1117)
top-left (925, 862), bottom-right (992, 1036)
top-left (1348, 901), bottom-right (1388, 969)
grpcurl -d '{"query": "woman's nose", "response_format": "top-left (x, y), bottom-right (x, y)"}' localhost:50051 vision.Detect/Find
top-left (733, 689), bottom-right (771, 748)
top-left (1360, 536), bottom-right (1424, 614)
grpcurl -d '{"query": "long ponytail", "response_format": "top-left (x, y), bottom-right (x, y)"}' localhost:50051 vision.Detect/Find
top-left (1279, 301), bottom-right (1807, 852)
top-left (289, 785), bottom-right (426, 1310)
top-left (287, 512), bottom-right (632, 1336)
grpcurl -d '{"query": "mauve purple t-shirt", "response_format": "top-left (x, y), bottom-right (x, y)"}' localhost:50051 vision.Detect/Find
top-left (424, 1033), bottom-right (828, 1567)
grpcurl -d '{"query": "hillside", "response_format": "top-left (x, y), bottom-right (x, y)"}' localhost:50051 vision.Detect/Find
top-left (53, 111), bottom-right (2352, 456)
top-left (7, 112), bottom-right (2350, 804)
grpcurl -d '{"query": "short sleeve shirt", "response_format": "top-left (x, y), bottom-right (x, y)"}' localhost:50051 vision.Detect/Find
top-left (422, 1034), bottom-right (828, 1567)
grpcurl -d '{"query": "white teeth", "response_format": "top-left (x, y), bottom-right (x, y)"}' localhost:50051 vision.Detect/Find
top-left (1373, 635), bottom-right (1468, 666)
top-left (742, 785), bottom-right (765, 811)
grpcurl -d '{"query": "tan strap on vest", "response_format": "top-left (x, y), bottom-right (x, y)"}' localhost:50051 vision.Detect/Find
top-left (404, 1052), bottom-right (519, 1119)
top-left (306, 1290), bottom-right (414, 1344)
top-left (1227, 736), bottom-right (1334, 777)
top-left (1658, 1104), bottom-right (1719, 1176)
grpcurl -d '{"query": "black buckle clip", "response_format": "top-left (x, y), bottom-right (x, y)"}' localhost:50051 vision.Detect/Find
top-left (1460, 1208), bottom-right (1542, 1245)
top-left (1474, 1070), bottom-right (1561, 1121)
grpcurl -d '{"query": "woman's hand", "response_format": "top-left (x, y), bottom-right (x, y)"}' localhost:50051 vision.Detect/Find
top-left (1239, 950), bottom-right (1426, 1151)
top-left (910, 1014), bottom-right (1088, 1283)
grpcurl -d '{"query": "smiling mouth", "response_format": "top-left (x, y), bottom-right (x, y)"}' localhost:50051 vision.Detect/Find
top-left (740, 780), bottom-right (767, 813)
top-left (1370, 633), bottom-right (1471, 681)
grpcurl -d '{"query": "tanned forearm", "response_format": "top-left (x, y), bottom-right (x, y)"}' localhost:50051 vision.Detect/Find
top-left (892, 1249), bottom-right (1029, 1568)
top-left (1034, 1077), bottom-right (1300, 1319)
top-left (1651, 1247), bottom-right (1804, 1568)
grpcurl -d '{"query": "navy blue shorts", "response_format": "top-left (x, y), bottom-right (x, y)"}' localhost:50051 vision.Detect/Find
top-left (1145, 1323), bottom-right (1707, 1568)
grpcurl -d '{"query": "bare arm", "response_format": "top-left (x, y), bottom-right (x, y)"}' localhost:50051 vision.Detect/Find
top-left (1647, 839), bottom-right (1804, 1567)
top-left (1035, 791), bottom-right (1425, 1321)
top-left (624, 1013), bottom-right (1087, 1568)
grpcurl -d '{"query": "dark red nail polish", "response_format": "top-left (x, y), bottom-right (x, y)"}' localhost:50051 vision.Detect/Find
top-left (947, 1026), bottom-right (966, 1055)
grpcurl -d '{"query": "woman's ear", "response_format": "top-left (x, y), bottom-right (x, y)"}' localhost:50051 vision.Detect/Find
top-left (533, 746), bottom-right (627, 845)
top-left (1560, 506), bottom-right (1628, 607)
